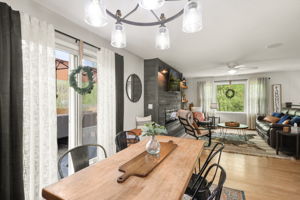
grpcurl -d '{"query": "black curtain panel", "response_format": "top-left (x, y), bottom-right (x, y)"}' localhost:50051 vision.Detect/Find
top-left (0, 2), bottom-right (24, 200)
top-left (115, 53), bottom-right (124, 134)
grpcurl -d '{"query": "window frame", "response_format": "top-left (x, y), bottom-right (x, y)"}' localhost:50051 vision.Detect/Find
top-left (213, 80), bottom-right (248, 114)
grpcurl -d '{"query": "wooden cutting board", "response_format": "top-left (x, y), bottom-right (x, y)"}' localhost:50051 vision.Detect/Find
top-left (117, 140), bottom-right (178, 183)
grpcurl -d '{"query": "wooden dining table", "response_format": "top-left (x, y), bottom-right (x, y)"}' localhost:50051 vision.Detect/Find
top-left (42, 136), bottom-right (205, 200)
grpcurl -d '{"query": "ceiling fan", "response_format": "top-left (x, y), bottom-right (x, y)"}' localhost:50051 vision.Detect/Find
top-left (220, 63), bottom-right (258, 75)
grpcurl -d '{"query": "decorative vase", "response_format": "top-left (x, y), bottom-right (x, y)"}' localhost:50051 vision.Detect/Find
top-left (146, 136), bottom-right (160, 155)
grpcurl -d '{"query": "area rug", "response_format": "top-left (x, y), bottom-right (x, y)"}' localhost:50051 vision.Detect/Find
top-left (183, 185), bottom-right (245, 200)
top-left (212, 185), bottom-right (245, 200)
top-left (183, 129), bottom-right (293, 159)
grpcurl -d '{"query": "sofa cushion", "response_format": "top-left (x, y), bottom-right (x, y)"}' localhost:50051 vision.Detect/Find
top-left (287, 109), bottom-right (298, 116)
top-left (256, 120), bottom-right (272, 132)
top-left (277, 115), bottom-right (290, 124)
top-left (264, 115), bottom-right (280, 123)
top-left (281, 108), bottom-right (289, 114)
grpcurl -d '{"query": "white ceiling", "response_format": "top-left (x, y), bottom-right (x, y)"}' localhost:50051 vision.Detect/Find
top-left (34, 0), bottom-right (300, 77)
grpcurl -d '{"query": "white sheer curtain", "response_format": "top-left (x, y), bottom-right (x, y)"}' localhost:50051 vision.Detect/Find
top-left (21, 14), bottom-right (57, 200)
top-left (197, 80), bottom-right (213, 115)
top-left (97, 48), bottom-right (116, 157)
top-left (247, 77), bottom-right (269, 129)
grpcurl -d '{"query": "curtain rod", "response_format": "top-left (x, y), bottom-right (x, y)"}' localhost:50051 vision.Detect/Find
top-left (213, 77), bottom-right (271, 83)
top-left (55, 29), bottom-right (101, 50)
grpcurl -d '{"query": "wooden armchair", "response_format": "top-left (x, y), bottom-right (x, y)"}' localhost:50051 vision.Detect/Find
top-left (178, 109), bottom-right (212, 146)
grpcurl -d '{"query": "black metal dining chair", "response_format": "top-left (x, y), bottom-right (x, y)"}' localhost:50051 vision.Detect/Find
top-left (115, 131), bottom-right (140, 152)
top-left (58, 144), bottom-right (107, 178)
top-left (187, 163), bottom-right (227, 200)
top-left (186, 143), bottom-right (224, 197)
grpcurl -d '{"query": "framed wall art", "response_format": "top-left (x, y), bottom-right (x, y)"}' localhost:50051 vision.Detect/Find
top-left (272, 84), bottom-right (282, 112)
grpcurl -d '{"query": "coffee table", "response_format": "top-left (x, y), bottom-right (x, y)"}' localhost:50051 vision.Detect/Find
top-left (217, 123), bottom-right (249, 140)
top-left (276, 129), bottom-right (300, 160)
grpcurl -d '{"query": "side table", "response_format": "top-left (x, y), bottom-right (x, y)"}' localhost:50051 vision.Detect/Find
top-left (276, 130), bottom-right (300, 160)
top-left (207, 116), bottom-right (221, 129)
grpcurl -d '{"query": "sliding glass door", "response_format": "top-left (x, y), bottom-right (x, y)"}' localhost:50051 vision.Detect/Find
top-left (55, 49), bottom-right (78, 154)
top-left (82, 58), bottom-right (97, 144)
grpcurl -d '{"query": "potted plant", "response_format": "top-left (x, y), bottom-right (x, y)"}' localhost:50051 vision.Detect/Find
top-left (142, 122), bottom-right (167, 155)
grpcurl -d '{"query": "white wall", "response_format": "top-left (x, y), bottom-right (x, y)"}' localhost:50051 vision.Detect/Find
top-left (186, 70), bottom-right (300, 124)
top-left (4, 0), bottom-right (144, 130)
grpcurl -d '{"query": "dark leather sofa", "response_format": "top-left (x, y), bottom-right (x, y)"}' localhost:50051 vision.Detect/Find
top-left (256, 108), bottom-right (300, 149)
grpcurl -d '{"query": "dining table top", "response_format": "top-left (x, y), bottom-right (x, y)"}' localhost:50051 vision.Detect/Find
top-left (42, 136), bottom-right (205, 200)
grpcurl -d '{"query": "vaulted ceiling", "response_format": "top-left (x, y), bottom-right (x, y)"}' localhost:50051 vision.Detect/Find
top-left (34, 0), bottom-right (300, 77)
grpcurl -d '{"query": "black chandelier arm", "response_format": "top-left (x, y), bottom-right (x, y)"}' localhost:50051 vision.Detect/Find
top-left (150, 10), bottom-right (161, 22)
top-left (106, 9), bottom-right (184, 26)
top-left (122, 4), bottom-right (139, 20)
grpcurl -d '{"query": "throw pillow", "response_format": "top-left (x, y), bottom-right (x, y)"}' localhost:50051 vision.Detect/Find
top-left (277, 115), bottom-right (290, 124)
top-left (136, 115), bottom-right (152, 129)
top-left (193, 112), bottom-right (205, 122)
top-left (272, 112), bottom-right (283, 118)
top-left (264, 115), bottom-right (280, 123)
top-left (283, 120), bottom-right (290, 125)
top-left (290, 116), bottom-right (300, 125)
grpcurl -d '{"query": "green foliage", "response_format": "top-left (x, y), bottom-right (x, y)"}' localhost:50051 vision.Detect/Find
top-left (217, 84), bottom-right (245, 112)
top-left (142, 122), bottom-right (167, 136)
top-left (56, 80), bottom-right (97, 112)
top-left (82, 83), bottom-right (97, 105)
top-left (56, 80), bottom-right (69, 109)
top-left (69, 66), bottom-right (94, 95)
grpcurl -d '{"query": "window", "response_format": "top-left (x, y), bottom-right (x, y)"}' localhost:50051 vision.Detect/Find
top-left (216, 83), bottom-right (246, 112)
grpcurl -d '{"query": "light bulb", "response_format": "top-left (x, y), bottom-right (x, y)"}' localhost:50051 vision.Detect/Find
top-left (85, 0), bottom-right (108, 27)
top-left (111, 22), bottom-right (126, 48)
top-left (155, 25), bottom-right (170, 50)
top-left (138, 0), bottom-right (165, 10)
top-left (228, 69), bottom-right (237, 75)
top-left (182, 0), bottom-right (203, 33)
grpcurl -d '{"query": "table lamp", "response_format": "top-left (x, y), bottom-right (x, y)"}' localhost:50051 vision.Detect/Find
top-left (210, 103), bottom-right (219, 116)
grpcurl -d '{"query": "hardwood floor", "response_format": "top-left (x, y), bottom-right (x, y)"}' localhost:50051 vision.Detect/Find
top-left (200, 151), bottom-right (300, 200)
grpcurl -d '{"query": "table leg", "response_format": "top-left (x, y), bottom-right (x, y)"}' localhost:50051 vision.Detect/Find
top-left (243, 129), bottom-right (247, 141)
top-left (276, 132), bottom-right (279, 155)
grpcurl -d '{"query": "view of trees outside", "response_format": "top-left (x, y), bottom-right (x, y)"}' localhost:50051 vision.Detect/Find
top-left (56, 50), bottom-right (70, 115)
top-left (216, 84), bottom-right (245, 112)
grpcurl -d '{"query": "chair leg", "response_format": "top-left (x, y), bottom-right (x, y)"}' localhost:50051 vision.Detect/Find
top-left (207, 132), bottom-right (212, 147)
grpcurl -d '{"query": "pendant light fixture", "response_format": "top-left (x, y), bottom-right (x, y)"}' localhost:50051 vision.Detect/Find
top-left (84, 0), bottom-right (203, 50)
top-left (138, 0), bottom-right (165, 10)
top-left (155, 14), bottom-right (170, 50)
top-left (182, 0), bottom-right (203, 33)
top-left (155, 25), bottom-right (170, 50)
top-left (85, 0), bottom-right (108, 27)
top-left (111, 22), bottom-right (126, 48)
top-left (111, 10), bottom-right (126, 48)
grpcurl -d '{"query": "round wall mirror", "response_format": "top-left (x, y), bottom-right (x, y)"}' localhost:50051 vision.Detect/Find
top-left (126, 74), bottom-right (142, 102)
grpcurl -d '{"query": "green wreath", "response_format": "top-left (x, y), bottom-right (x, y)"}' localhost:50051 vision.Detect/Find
top-left (69, 66), bottom-right (94, 95)
top-left (225, 89), bottom-right (235, 99)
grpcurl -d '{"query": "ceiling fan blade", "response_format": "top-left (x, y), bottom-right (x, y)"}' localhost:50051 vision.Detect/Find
top-left (236, 66), bottom-right (258, 70)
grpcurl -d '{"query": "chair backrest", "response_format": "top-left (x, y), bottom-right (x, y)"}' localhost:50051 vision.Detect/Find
top-left (192, 164), bottom-right (227, 200)
top-left (191, 143), bottom-right (224, 191)
top-left (58, 144), bottom-right (107, 178)
top-left (116, 131), bottom-right (140, 152)
top-left (178, 109), bottom-right (197, 136)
